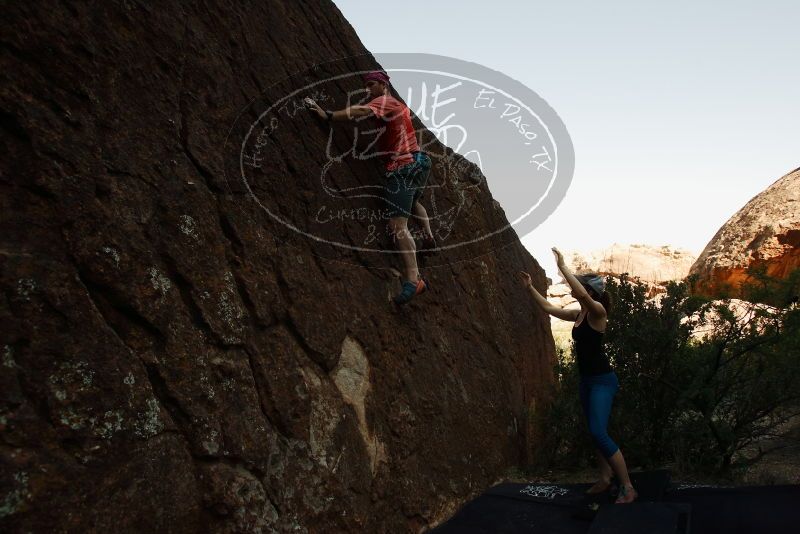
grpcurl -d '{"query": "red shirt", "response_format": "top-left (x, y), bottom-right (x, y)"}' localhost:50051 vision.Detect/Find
top-left (366, 95), bottom-right (419, 171)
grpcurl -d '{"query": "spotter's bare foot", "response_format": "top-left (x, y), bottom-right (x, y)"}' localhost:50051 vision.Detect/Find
top-left (615, 484), bottom-right (638, 504)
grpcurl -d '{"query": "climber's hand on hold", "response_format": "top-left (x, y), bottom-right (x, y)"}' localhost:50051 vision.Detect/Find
top-left (304, 97), bottom-right (327, 120)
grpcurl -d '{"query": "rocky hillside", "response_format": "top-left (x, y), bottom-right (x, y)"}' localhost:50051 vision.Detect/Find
top-left (549, 243), bottom-right (696, 310)
top-left (564, 243), bottom-right (696, 285)
top-left (690, 167), bottom-right (800, 297)
top-left (0, 2), bottom-right (554, 532)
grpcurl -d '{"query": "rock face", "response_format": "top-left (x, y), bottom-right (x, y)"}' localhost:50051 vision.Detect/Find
top-left (690, 167), bottom-right (800, 296)
top-left (0, 2), bottom-right (554, 532)
top-left (565, 243), bottom-right (696, 284)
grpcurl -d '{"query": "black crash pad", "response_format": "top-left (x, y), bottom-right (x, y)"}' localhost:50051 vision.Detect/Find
top-left (432, 471), bottom-right (800, 534)
top-left (587, 502), bottom-right (691, 534)
top-left (663, 484), bottom-right (800, 534)
top-left (485, 470), bottom-right (671, 506)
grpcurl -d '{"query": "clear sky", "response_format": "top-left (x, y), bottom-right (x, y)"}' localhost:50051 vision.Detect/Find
top-left (333, 0), bottom-right (799, 278)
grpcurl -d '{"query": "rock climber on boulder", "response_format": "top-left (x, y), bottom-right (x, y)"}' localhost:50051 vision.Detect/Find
top-left (305, 70), bottom-right (435, 305)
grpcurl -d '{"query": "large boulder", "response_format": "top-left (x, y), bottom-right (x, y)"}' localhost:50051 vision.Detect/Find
top-left (690, 167), bottom-right (800, 297)
top-left (0, 1), bottom-right (554, 532)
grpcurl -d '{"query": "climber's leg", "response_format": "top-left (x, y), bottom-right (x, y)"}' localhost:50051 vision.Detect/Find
top-left (409, 152), bottom-right (434, 242)
top-left (388, 216), bottom-right (418, 282)
top-left (412, 201), bottom-right (434, 242)
top-left (388, 216), bottom-right (428, 304)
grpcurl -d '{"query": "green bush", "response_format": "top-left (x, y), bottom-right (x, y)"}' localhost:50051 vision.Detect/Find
top-left (536, 268), bottom-right (800, 475)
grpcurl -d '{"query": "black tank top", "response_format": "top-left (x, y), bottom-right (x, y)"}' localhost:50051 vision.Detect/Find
top-left (572, 313), bottom-right (612, 376)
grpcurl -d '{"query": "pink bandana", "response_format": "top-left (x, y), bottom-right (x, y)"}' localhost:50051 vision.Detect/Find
top-left (363, 71), bottom-right (390, 84)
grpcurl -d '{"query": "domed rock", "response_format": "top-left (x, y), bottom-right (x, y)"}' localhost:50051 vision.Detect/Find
top-left (690, 167), bottom-right (800, 297)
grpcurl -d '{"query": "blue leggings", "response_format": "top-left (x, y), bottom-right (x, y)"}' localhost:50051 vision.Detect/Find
top-left (579, 371), bottom-right (620, 459)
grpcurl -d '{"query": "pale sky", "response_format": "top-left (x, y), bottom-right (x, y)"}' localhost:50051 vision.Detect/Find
top-left (333, 0), bottom-right (799, 278)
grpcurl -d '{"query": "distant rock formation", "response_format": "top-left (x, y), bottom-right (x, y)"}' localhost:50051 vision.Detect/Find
top-left (547, 243), bottom-right (697, 304)
top-left (690, 167), bottom-right (800, 297)
top-left (546, 244), bottom-right (696, 350)
top-left (565, 243), bottom-right (696, 284)
top-left (0, 2), bottom-right (554, 532)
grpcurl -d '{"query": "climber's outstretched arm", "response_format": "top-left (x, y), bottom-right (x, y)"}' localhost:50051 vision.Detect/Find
top-left (305, 97), bottom-right (373, 121)
top-left (336, 105), bottom-right (373, 120)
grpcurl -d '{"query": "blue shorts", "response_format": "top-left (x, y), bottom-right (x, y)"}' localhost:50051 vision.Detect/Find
top-left (383, 152), bottom-right (432, 218)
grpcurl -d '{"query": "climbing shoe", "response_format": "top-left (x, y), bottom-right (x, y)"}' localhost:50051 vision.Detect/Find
top-left (394, 278), bottom-right (428, 305)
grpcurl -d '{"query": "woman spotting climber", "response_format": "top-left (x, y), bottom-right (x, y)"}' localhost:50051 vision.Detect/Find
top-left (518, 247), bottom-right (638, 504)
